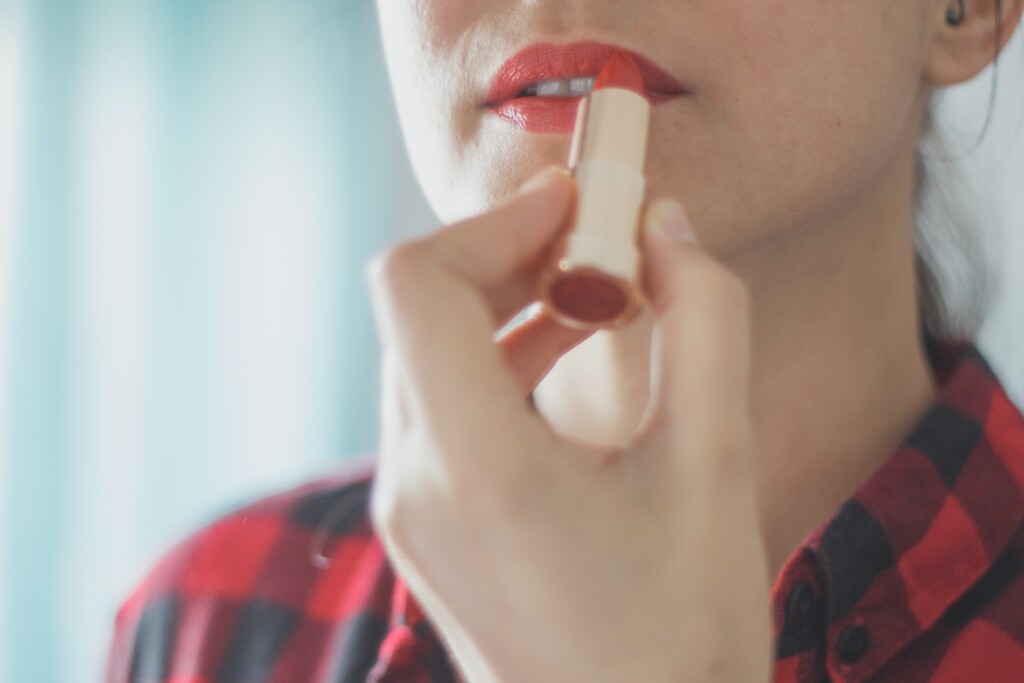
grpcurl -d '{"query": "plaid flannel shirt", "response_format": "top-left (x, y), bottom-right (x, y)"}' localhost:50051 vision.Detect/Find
top-left (106, 337), bottom-right (1024, 682)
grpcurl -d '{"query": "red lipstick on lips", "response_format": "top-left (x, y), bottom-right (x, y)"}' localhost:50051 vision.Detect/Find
top-left (486, 41), bottom-right (686, 133)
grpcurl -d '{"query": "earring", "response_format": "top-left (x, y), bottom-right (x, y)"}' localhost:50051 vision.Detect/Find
top-left (946, 0), bottom-right (966, 25)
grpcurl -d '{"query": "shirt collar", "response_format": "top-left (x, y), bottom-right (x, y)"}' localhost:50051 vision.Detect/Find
top-left (775, 337), bottom-right (1024, 680)
top-left (379, 337), bottom-right (1024, 681)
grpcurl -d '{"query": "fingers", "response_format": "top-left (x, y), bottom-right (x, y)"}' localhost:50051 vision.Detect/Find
top-left (432, 167), bottom-right (574, 287)
top-left (421, 167), bottom-right (577, 326)
top-left (366, 167), bottom-right (575, 454)
top-left (497, 309), bottom-right (593, 396)
top-left (637, 199), bottom-right (754, 485)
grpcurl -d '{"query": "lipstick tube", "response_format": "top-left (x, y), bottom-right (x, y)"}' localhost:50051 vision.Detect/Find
top-left (539, 52), bottom-right (651, 330)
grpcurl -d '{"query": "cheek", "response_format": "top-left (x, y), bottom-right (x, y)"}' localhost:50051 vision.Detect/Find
top-left (378, 1), bottom-right (502, 223)
top-left (377, 9), bottom-right (445, 203)
top-left (645, 0), bottom-right (928, 257)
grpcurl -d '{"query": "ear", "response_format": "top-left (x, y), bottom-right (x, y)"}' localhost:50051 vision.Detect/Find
top-left (924, 0), bottom-right (1024, 86)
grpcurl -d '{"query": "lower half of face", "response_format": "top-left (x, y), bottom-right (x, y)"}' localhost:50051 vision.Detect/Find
top-left (377, 0), bottom-right (936, 260)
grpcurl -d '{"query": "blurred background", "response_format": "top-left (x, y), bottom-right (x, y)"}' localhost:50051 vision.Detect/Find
top-left (0, 1), bottom-right (1022, 681)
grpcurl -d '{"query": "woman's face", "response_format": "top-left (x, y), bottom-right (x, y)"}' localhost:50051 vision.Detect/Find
top-left (376, 0), bottom-right (940, 259)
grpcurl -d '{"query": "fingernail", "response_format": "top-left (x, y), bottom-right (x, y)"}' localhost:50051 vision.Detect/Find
top-left (646, 198), bottom-right (697, 244)
top-left (518, 165), bottom-right (570, 195)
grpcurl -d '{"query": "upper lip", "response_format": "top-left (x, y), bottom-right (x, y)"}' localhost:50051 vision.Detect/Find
top-left (486, 40), bottom-right (689, 106)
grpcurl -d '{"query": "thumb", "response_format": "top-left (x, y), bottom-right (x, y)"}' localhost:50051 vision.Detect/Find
top-left (639, 198), bottom-right (753, 465)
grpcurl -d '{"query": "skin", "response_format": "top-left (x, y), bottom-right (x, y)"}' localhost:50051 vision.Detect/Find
top-left (368, 1), bottom-right (1024, 680)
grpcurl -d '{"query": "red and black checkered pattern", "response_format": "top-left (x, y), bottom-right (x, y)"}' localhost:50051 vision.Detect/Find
top-left (107, 337), bottom-right (1024, 682)
top-left (105, 464), bottom-right (458, 683)
top-left (772, 337), bottom-right (1024, 682)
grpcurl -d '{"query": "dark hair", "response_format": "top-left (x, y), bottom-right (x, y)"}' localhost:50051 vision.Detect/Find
top-left (913, 0), bottom-right (1023, 340)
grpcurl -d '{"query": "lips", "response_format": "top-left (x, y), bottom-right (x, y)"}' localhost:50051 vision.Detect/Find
top-left (486, 41), bottom-right (689, 133)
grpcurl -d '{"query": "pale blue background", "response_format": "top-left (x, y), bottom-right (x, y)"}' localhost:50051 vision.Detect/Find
top-left (0, 2), bottom-right (1022, 682)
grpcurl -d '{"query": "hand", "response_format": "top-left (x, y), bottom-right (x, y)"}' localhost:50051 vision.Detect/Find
top-left (366, 167), bottom-right (773, 682)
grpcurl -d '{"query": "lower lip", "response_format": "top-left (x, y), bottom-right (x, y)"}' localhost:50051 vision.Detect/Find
top-left (490, 97), bottom-right (583, 133)
top-left (490, 93), bottom-right (678, 134)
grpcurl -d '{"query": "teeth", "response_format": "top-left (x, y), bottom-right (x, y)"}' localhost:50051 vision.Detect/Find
top-left (521, 76), bottom-right (596, 98)
top-left (570, 77), bottom-right (596, 96)
top-left (536, 79), bottom-right (570, 97)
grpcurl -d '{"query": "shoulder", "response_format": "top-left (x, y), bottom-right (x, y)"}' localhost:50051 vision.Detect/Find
top-left (106, 456), bottom-right (395, 683)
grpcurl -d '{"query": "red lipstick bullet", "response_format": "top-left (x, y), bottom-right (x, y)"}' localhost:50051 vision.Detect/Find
top-left (593, 50), bottom-right (645, 93)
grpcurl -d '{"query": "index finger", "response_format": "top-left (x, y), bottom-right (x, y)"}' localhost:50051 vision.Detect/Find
top-left (366, 168), bottom-right (575, 453)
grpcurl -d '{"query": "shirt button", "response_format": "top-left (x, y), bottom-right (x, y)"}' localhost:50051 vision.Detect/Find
top-left (837, 624), bottom-right (870, 664)
top-left (785, 582), bottom-right (816, 631)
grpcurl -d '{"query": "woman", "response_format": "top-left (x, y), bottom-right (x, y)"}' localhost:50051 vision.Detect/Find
top-left (107, 0), bottom-right (1024, 681)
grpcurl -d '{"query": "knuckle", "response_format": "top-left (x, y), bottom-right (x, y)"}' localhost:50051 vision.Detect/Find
top-left (365, 242), bottom-right (428, 300)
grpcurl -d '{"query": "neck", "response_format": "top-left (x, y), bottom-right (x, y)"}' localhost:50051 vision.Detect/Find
top-left (731, 152), bottom-right (938, 577)
top-left (533, 144), bottom-right (938, 581)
